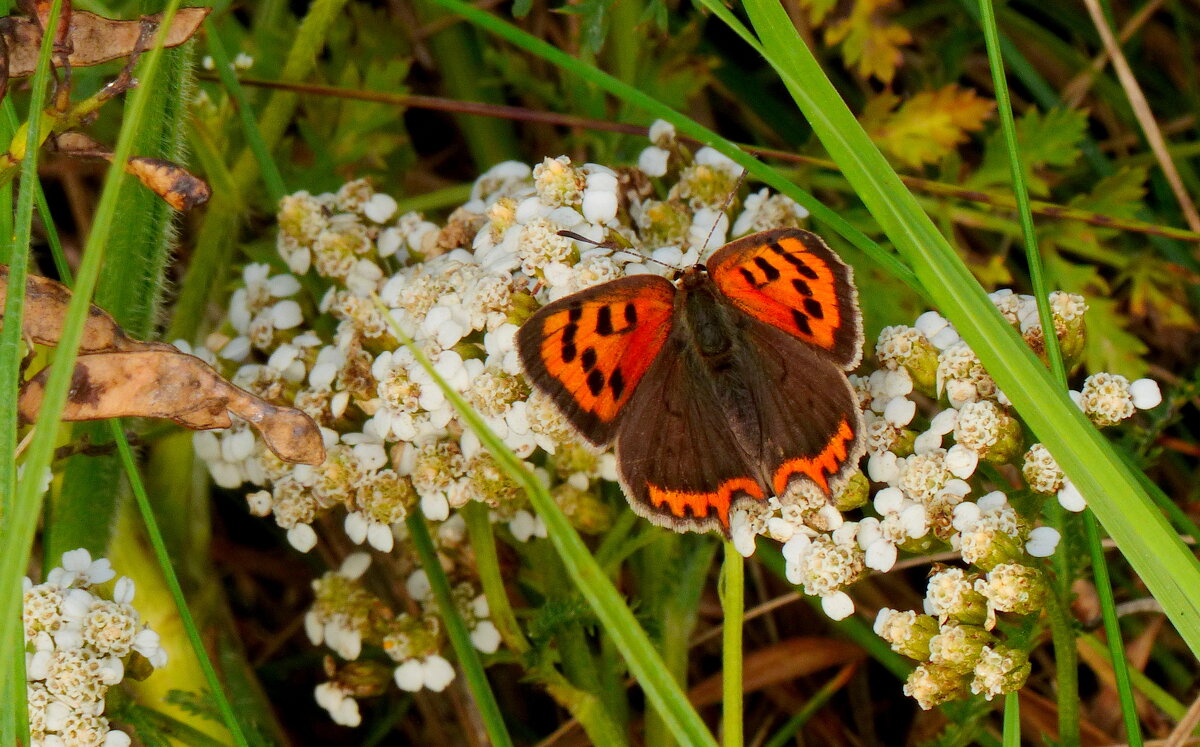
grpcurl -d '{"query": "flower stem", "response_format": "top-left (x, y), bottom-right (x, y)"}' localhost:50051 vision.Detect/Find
top-left (722, 542), bottom-right (744, 747)
top-left (405, 512), bottom-right (514, 747)
top-left (1042, 574), bottom-right (1081, 746)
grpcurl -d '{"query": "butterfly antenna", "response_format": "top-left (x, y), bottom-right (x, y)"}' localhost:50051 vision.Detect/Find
top-left (699, 168), bottom-right (748, 252)
top-left (556, 230), bottom-right (679, 272)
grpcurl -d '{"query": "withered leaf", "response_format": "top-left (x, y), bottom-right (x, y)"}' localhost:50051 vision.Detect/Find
top-left (0, 263), bottom-right (175, 354)
top-left (18, 350), bottom-right (326, 465)
top-left (1, 7), bottom-right (209, 78)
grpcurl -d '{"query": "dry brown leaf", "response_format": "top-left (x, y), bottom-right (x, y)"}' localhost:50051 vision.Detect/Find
top-left (0, 7), bottom-right (210, 78)
top-left (18, 350), bottom-right (325, 465)
top-left (687, 637), bottom-right (862, 707)
top-left (0, 264), bottom-right (174, 353)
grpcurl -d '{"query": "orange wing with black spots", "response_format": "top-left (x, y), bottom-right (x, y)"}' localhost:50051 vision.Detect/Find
top-left (516, 274), bottom-right (676, 445)
top-left (708, 228), bottom-right (862, 369)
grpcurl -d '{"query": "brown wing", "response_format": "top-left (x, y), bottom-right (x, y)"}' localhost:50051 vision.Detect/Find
top-left (708, 228), bottom-right (862, 369)
top-left (516, 275), bottom-right (676, 445)
top-left (734, 316), bottom-right (865, 497)
top-left (613, 346), bottom-right (769, 534)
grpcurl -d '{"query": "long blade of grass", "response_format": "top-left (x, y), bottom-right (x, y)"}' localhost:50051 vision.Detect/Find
top-left (0, 4), bottom-right (185, 731)
top-left (0, 3), bottom-right (64, 741)
top-left (736, 0), bottom-right (1200, 659)
top-left (112, 422), bottom-right (249, 746)
top-left (373, 296), bottom-right (718, 747)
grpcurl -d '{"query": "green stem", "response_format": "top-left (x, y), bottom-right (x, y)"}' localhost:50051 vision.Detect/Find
top-left (405, 513), bottom-right (514, 747)
top-left (1043, 579), bottom-right (1081, 746)
top-left (721, 543), bottom-right (744, 747)
top-left (1002, 691), bottom-right (1020, 747)
top-left (976, 0), bottom-right (1067, 386)
top-left (461, 502), bottom-right (529, 653)
top-left (1083, 514), bottom-right (1144, 745)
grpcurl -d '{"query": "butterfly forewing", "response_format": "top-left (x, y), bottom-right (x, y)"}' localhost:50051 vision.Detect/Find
top-left (707, 228), bottom-right (862, 369)
top-left (516, 274), bottom-right (676, 445)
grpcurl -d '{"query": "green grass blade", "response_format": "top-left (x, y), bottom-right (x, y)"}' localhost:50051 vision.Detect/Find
top-left (1002, 691), bottom-right (1020, 746)
top-left (112, 422), bottom-right (249, 746)
top-left (374, 296), bottom-right (718, 747)
top-left (0, 6), bottom-right (184, 737)
top-left (737, 0), bottom-right (1200, 659)
top-left (204, 18), bottom-right (287, 203)
top-left (0, 2), bottom-right (65, 741)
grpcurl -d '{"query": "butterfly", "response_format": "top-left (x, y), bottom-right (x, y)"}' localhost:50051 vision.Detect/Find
top-left (516, 228), bottom-right (865, 535)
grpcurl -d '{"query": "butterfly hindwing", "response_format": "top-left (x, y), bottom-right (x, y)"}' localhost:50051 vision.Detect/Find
top-left (735, 315), bottom-right (864, 497)
top-left (708, 228), bottom-right (862, 369)
top-left (516, 274), bottom-right (676, 445)
top-left (613, 346), bottom-right (768, 533)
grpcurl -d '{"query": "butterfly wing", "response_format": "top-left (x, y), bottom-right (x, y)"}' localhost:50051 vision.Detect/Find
top-left (613, 346), bottom-right (768, 533)
top-left (735, 315), bottom-right (864, 497)
top-left (517, 275), bottom-right (676, 445)
top-left (707, 228), bottom-right (862, 369)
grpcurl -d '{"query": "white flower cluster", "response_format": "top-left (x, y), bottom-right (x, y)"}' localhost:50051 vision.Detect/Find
top-left (24, 550), bottom-right (167, 747)
top-left (850, 290), bottom-right (1162, 710)
top-left (306, 550), bottom-right (501, 727)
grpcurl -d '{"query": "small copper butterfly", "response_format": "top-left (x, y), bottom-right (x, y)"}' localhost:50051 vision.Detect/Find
top-left (517, 228), bottom-right (865, 534)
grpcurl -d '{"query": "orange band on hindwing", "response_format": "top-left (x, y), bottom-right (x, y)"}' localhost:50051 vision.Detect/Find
top-left (647, 477), bottom-right (765, 529)
top-left (771, 417), bottom-right (856, 495)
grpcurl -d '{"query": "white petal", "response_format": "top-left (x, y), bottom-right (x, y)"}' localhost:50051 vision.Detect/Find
top-left (364, 193), bottom-right (398, 223)
top-left (344, 512), bottom-right (369, 544)
top-left (394, 660), bottom-right (424, 691)
top-left (1025, 526), bottom-right (1061, 557)
top-left (867, 451), bottom-right (900, 483)
top-left (287, 524), bottom-right (319, 552)
top-left (267, 274), bottom-right (301, 297)
top-left (1057, 481), bottom-right (1087, 512)
top-left (864, 540), bottom-right (898, 572)
top-left (422, 655), bottom-right (456, 692)
top-left (883, 397), bottom-right (917, 427)
top-left (944, 444), bottom-right (980, 479)
top-left (270, 300), bottom-right (304, 330)
top-left (873, 487), bottom-right (905, 515)
top-left (821, 591), bottom-right (855, 620)
top-left (1130, 378), bottom-right (1162, 409)
top-left (470, 621), bottom-right (501, 653)
top-left (367, 522), bottom-right (395, 552)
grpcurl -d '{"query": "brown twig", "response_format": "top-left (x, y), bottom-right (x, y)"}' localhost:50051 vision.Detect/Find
top-left (200, 74), bottom-right (1200, 243)
top-left (1082, 0), bottom-right (1200, 234)
top-left (1063, 0), bottom-right (1165, 108)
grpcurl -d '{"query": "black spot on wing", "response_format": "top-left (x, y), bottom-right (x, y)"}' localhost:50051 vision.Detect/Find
top-left (609, 368), bottom-right (625, 399)
top-left (803, 297), bottom-right (824, 320)
top-left (581, 347), bottom-right (597, 371)
top-left (596, 306), bottom-right (614, 336)
top-left (753, 256), bottom-right (780, 282)
top-left (792, 309), bottom-right (812, 335)
top-left (739, 267), bottom-right (756, 286)
top-left (586, 369), bottom-right (605, 396)
top-left (624, 303), bottom-right (638, 325)
top-left (568, 305), bottom-right (583, 322)
top-left (562, 343), bottom-right (577, 363)
top-left (792, 278), bottom-right (812, 296)
top-left (771, 242), bottom-right (820, 280)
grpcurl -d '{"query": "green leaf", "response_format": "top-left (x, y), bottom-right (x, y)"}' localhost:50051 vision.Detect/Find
top-left (969, 108), bottom-right (1088, 194)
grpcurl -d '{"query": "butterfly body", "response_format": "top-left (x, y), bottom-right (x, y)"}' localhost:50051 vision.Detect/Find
top-left (518, 228), bottom-right (865, 535)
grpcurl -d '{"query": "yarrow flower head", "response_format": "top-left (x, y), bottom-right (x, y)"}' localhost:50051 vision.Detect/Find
top-left (24, 550), bottom-right (166, 746)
